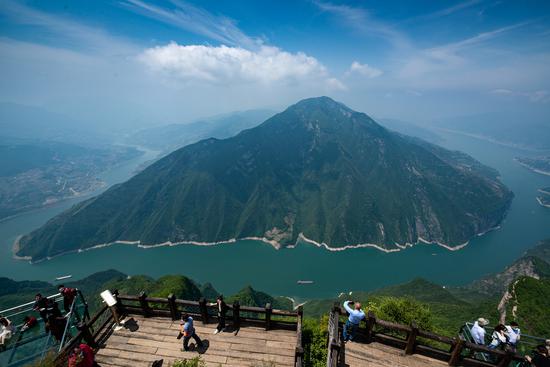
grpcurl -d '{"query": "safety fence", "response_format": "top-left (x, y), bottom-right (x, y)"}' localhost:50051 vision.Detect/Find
top-left (327, 305), bottom-right (530, 367)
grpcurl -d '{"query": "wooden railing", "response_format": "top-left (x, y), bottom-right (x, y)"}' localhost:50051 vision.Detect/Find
top-left (329, 306), bottom-right (526, 367)
top-left (327, 305), bottom-right (341, 367)
top-left (55, 303), bottom-right (113, 365)
top-left (114, 292), bottom-right (304, 367)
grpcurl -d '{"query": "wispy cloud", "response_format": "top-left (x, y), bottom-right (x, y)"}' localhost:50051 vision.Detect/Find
top-left (121, 0), bottom-right (260, 49)
top-left (404, 0), bottom-right (483, 23)
top-left (0, 0), bottom-right (137, 55)
top-left (313, 0), bottom-right (411, 49)
top-left (490, 88), bottom-right (550, 103)
top-left (399, 22), bottom-right (534, 81)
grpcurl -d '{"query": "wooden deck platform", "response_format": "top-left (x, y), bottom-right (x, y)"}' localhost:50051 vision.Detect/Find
top-left (95, 315), bottom-right (297, 367)
top-left (343, 341), bottom-right (448, 367)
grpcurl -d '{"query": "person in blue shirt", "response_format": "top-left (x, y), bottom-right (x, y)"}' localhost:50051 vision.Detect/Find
top-left (343, 300), bottom-right (365, 342)
top-left (179, 313), bottom-right (204, 351)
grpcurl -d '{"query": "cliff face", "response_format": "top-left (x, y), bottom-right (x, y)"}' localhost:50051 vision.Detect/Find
top-left (466, 239), bottom-right (550, 296)
top-left (18, 97), bottom-right (513, 261)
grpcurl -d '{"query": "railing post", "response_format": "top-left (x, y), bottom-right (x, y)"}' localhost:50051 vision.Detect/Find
top-left (497, 350), bottom-right (514, 367)
top-left (168, 294), bottom-right (177, 320)
top-left (232, 301), bottom-right (240, 330)
top-left (405, 321), bottom-right (418, 355)
top-left (139, 291), bottom-right (150, 317)
top-left (365, 310), bottom-right (376, 343)
top-left (448, 338), bottom-right (464, 366)
top-left (199, 297), bottom-right (209, 324)
top-left (295, 305), bottom-right (304, 367)
top-left (77, 321), bottom-right (97, 348)
top-left (265, 303), bottom-right (272, 331)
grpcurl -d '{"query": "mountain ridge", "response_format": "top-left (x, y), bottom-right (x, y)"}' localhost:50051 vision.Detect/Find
top-left (17, 97), bottom-right (513, 261)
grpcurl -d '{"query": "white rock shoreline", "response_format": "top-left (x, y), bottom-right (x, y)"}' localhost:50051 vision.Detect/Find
top-left (14, 226), bottom-right (501, 264)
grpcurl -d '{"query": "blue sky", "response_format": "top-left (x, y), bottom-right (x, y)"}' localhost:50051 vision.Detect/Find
top-left (1, 0), bottom-right (549, 129)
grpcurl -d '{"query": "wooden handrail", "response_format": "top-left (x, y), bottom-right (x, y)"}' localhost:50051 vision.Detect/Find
top-left (335, 308), bottom-right (526, 367)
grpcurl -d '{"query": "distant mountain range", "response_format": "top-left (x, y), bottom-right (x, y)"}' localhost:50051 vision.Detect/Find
top-left (17, 97), bottom-right (513, 261)
top-left (127, 109), bottom-right (275, 154)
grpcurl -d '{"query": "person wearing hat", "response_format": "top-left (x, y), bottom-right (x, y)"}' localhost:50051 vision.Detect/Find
top-left (471, 317), bottom-right (489, 345)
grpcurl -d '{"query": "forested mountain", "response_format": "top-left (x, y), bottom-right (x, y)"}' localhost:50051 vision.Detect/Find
top-left (17, 97), bottom-right (513, 261)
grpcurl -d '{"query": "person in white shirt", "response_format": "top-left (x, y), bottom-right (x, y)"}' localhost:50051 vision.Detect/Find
top-left (0, 317), bottom-right (16, 349)
top-left (471, 317), bottom-right (489, 345)
top-left (505, 321), bottom-right (521, 351)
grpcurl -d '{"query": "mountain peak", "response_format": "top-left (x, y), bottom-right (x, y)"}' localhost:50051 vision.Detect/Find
top-left (290, 96), bottom-right (354, 114)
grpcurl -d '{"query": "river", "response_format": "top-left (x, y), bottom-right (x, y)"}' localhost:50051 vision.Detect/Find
top-left (1, 134), bottom-right (549, 301)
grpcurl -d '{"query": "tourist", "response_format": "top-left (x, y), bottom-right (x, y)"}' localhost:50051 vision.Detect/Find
top-left (342, 300), bottom-right (365, 342)
top-left (46, 314), bottom-right (67, 342)
top-left (470, 318), bottom-right (489, 345)
top-left (68, 343), bottom-right (98, 367)
top-left (525, 345), bottom-right (550, 367)
top-left (0, 316), bottom-right (16, 349)
top-left (33, 293), bottom-right (51, 321)
top-left (488, 324), bottom-right (508, 350)
top-left (505, 321), bottom-right (521, 351)
top-left (21, 315), bottom-right (38, 332)
top-left (179, 313), bottom-right (204, 351)
top-left (58, 285), bottom-right (78, 313)
top-left (213, 295), bottom-right (227, 334)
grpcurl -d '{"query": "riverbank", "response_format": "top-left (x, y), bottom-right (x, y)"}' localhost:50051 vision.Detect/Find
top-left (515, 160), bottom-right (550, 177)
top-left (14, 225), bottom-right (497, 264)
top-left (536, 197), bottom-right (550, 208)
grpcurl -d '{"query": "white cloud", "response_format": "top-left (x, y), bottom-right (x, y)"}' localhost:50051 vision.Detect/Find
top-left (347, 61), bottom-right (383, 78)
top-left (139, 42), bottom-right (341, 87)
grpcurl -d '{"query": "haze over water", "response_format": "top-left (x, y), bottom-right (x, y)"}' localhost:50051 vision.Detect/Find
top-left (1, 132), bottom-right (550, 300)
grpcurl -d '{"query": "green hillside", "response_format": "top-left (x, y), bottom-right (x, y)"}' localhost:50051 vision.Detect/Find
top-left (18, 97), bottom-right (512, 261)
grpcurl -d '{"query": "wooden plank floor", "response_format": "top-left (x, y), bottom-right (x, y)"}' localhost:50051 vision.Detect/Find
top-left (343, 341), bottom-right (448, 367)
top-left (95, 315), bottom-right (297, 367)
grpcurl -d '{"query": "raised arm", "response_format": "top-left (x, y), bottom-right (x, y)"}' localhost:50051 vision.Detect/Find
top-left (343, 301), bottom-right (353, 314)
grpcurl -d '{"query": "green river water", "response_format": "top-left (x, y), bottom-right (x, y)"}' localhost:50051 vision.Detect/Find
top-left (1, 133), bottom-right (550, 301)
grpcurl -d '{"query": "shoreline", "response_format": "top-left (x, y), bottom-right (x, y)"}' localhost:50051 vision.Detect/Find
top-left (438, 128), bottom-right (550, 153)
top-left (514, 159), bottom-right (550, 177)
top-left (14, 226), bottom-right (500, 264)
top-left (536, 197), bottom-right (550, 208)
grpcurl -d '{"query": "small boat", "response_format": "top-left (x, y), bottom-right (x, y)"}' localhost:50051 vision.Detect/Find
top-left (55, 275), bottom-right (72, 281)
top-left (297, 280), bottom-right (314, 285)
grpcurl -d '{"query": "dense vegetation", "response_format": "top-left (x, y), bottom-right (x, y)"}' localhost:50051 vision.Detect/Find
top-left (507, 277), bottom-right (550, 337)
top-left (18, 97), bottom-right (512, 261)
top-left (0, 271), bottom-right (292, 315)
top-left (2, 240), bottom-right (550, 367)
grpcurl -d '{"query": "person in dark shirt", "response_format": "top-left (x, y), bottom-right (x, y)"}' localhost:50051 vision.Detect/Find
top-left (45, 314), bottom-right (67, 342)
top-left (525, 345), bottom-right (550, 367)
top-left (213, 295), bottom-right (227, 334)
top-left (32, 294), bottom-right (50, 321)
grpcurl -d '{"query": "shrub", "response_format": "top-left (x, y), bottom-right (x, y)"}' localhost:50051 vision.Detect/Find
top-left (367, 296), bottom-right (434, 331)
top-left (302, 315), bottom-right (329, 367)
top-left (171, 356), bottom-right (205, 367)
